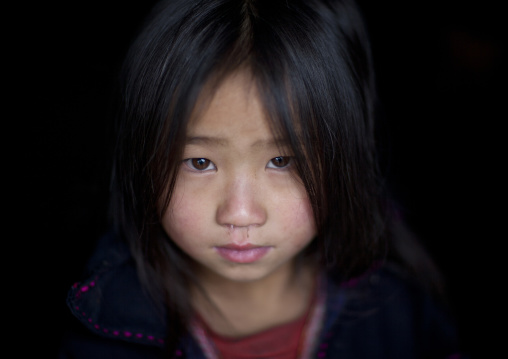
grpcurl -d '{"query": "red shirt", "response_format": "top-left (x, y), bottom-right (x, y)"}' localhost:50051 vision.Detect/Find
top-left (200, 296), bottom-right (314, 359)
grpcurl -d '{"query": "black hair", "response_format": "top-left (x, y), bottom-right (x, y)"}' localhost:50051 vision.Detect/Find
top-left (112, 0), bottom-right (391, 351)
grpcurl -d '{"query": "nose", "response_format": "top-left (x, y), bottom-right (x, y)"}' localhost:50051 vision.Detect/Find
top-left (216, 174), bottom-right (267, 229)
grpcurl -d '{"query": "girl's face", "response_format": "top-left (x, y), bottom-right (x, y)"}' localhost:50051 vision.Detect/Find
top-left (161, 70), bottom-right (316, 283)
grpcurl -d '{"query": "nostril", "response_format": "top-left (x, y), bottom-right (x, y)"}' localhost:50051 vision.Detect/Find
top-left (224, 224), bottom-right (258, 238)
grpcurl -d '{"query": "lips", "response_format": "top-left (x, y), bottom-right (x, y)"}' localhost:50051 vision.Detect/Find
top-left (214, 244), bottom-right (272, 264)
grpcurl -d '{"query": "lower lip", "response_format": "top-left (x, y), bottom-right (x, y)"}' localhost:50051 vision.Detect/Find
top-left (215, 246), bottom-right (271, 264)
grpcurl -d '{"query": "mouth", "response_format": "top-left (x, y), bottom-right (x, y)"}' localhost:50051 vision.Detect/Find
top-left (214, 244), bottom-right (272, 264)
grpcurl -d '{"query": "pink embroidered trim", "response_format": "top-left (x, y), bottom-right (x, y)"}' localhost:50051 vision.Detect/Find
top-left (71, 280), bottom-right (165, 345)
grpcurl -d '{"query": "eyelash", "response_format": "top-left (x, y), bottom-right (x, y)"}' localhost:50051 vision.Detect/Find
top-left (182, 156), bottom-right (293, 171)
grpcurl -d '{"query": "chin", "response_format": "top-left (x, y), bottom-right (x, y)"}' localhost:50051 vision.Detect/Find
top-left (203, 260), bottom-right (291, 284)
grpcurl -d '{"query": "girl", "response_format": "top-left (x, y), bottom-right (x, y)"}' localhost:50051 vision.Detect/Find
top-left (60, 0), bottom-right (464, 358)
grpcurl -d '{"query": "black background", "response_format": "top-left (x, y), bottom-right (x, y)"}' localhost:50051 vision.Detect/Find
top-left (16, 0), bottom-right (504, 356)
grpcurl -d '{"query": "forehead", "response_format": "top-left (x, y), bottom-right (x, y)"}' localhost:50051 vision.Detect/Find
top-left (186, 70), bottom-right (273, 142)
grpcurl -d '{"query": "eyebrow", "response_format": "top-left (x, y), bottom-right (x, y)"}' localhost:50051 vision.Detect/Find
top-left (186, 136), bottom-right (228, 146)
top-left (185, 136), bottom-right (288, 149)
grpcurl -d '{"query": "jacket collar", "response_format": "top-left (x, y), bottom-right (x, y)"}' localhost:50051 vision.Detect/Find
top-left (67, 232), bottom-right (167, 348)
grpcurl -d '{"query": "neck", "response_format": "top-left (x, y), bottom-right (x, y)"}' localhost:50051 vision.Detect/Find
top-left (191, 260), bottom-right (316, 337)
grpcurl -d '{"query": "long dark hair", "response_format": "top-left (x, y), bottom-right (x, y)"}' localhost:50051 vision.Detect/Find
top-left (111, 0), bottom-right (387, 351)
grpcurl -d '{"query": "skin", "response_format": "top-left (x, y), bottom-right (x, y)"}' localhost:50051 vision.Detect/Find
top-left (161, 70), bottom-right (317, 336)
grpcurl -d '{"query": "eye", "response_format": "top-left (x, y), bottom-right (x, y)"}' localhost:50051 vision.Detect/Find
top-left (183, 158), bottom-right (217, 171)
top-left (266, 156), bottom-right (292, 169)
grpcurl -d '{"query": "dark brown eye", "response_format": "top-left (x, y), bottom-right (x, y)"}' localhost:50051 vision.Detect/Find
top-left (192, 158), bottom-right (210, 170)
top-left (268, 156), bottom-right (291, 168)
top-left (185, 158), bottom-right (216, 171)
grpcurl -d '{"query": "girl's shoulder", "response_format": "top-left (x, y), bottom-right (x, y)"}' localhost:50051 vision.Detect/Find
top-left (61, 231), bottom-right (168, 357)
top-left (321, 262), bottom-right (465, 358)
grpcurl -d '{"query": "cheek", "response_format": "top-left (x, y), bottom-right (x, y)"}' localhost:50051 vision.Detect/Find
top-left (287, 179), bottom-right (316, 228)
top-left (160, 182), bottom-right (209, 248)
top-left (279, 192), bottom-right (317, 249)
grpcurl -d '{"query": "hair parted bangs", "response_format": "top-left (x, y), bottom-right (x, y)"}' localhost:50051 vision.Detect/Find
top-left (112, 0), bottom-right (386, 346)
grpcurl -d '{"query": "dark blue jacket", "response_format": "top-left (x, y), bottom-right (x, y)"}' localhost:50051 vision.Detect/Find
top-left (59, 232), bottom-right (465, 359)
